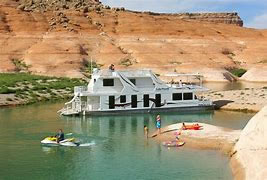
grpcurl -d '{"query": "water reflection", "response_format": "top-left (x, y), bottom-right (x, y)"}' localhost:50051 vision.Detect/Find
top-left (62, 111), bottom-right (214, 138)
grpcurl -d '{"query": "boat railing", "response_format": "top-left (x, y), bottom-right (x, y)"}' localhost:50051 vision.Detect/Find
top-left (199, 99), bottom-right (213, 106)
top-left (74, 86), bottom-right (88, 94)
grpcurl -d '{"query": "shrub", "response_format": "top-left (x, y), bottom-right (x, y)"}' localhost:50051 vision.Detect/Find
top-left (119, 58), bottom-right (132, 67)
top-left (11, 59), bottom-right (30, 72)
top-left (226, 67), bottom-right (247, 77)
top-left (82, 59), bottom-right (102, 74)
top-left (0, 86), bottom-right (16, 94)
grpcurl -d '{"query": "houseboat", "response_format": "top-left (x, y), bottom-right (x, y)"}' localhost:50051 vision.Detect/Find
top-left (59, 69), bottom-right (213, 116)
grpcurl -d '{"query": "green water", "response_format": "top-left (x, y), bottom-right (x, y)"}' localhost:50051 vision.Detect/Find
top-left (0, 102), bottom-right (254, 180)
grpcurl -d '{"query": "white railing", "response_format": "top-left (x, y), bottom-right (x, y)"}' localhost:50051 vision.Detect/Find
top-left (74, 86), bottom-right (87, 94)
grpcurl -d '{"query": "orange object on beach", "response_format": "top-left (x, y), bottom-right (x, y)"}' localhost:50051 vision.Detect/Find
top-left (183, 124), bottom-right (202, 130)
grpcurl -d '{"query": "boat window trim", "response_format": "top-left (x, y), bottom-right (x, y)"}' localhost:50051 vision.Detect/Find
top-left (103, 79), bottom-right (114, 86)
top-left (143, 94), bottom-right (149, 107)
top-left (131, 95), bottom-right (137, 108)
top-left (172, 93), bottom-right (182, 101)
top-left (183, 92), bottom-right (193, 100)
top-left (129, 79), bottom-right (136, 85)
top-left (120, 95), bottom-right (126, 103)
top-left (109, 96), bottom-right (115, 109)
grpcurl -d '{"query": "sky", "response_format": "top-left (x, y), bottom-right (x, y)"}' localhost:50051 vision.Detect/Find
top-left (101, 0), bottom-right (267, 29)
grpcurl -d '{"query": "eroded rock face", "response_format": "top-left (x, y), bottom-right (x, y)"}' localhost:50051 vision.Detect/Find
top-left (0, 1), bottom-right (266, 81)
top-left (233, 106), bottom-right (267, 179)
top-left (18, 0), bottom-right (104, 12)
top-left (235, 106), bottom-right (267, 150)
top-left (175, 12), bottom-right (243, 27)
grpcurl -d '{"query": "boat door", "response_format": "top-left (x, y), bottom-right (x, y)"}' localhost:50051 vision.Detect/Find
top-left (109, 96), bottom-right (115, 109)
top-left (155, 94), bottom-right (161, 107)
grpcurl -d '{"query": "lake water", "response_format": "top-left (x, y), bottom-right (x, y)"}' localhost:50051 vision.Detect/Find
top-left (203, 82), bottom-right (267, 91)
top-left (0, 102), bottom-right (254, 180)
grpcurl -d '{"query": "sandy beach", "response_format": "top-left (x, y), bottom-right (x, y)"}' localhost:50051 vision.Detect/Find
top-left (202, 87), bottom-right (267, 112)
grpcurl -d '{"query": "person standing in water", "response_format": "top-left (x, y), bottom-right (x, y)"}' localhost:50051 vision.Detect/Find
top-left (144, 125), bottom-right (149, 139)
top-left (156, 115), bottom-right (161, 135)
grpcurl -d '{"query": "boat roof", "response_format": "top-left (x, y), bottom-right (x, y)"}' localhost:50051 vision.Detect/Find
top-left (92, 69), bottom-right (153, 78)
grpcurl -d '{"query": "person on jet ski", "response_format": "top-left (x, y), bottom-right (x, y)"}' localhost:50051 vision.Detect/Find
top-left (55, 129), bottom-right (64, 143)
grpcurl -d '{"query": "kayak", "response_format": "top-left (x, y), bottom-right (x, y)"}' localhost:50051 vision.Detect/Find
top-left (183, 124), bottom-right (202, 130)
top-left (162, 141), bottom-right (185, 147)
top-left (41, 137), bottom-right (80, 147)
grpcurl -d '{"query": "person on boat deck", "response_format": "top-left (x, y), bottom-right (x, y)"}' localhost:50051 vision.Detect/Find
top-left (156, 115), bottom-right (161, 135)
top-left (55, 129), bottom-right (64, 143)
top-left (179, 80), bottom-right (182, 87)
top-left (109, 64), bottom-right (115, 71)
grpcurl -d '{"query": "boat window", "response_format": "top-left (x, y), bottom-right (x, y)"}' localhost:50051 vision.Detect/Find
top-left (131, 95), bottom-right (137, 108)
top-left (129, 79), bottom-right (136, 85)
top-left (103, 79), bottom-right (114, 86)
top-left (155, 94), bottom-right (161, 107)
top-left (144, 94), bottom-right (149, 107)
top-left (109, 96), bottom-right (115, 109)
top-left (194, 95), bottom-right (197, 100)
top-left (172, 93), bottom-right (182, 101)
top-left (120, 95), bottom-right (126, 103)
top-left (183, 93), bottom-right (193, 100)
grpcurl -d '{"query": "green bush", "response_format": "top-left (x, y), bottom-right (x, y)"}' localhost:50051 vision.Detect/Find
top-left (119, 58), bottom-right (132, 67)
top-left (0, 87), bottom-right (16, 94)
top-left (226, 68), bottom-right (247, 77)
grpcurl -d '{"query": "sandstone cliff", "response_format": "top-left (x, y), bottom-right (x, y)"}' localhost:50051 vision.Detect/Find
top-left (0, 0), bottom-right (266, 81)
top-left (232, 106), bottom-right (267, 179)
top-left (143, 12), bottom-right (243, 27)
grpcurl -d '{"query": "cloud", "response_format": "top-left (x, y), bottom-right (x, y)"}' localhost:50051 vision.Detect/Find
top-left (246, 13), bottom-right (267, 29)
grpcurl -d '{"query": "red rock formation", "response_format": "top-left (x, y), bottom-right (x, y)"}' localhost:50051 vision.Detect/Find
top-left (0, 1), bottom-right (266, 81)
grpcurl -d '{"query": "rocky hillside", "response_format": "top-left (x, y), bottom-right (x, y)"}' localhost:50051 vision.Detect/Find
top-left (0, 0), bottom-right (266, 82)
top-left (17, 0), bottom-right (104, 12)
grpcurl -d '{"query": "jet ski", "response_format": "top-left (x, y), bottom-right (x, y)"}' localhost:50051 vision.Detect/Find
top-left (41, 137), bottom-right (80, 147)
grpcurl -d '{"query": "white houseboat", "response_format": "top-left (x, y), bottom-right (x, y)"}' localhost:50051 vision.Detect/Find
top-left (59, 69), bottom-right (213, 116)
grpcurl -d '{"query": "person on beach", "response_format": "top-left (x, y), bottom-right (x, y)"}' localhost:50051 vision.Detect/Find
top-left (174, 131), bottom-right (181, 140)
top-left (144, 125), bottom-right (149, 138)
top-left (55, 129), bottom-right (64, 143)
top-left (182, 122), bottom-right (186, 130)
top-left (156, 115), bottom-right (161, 135)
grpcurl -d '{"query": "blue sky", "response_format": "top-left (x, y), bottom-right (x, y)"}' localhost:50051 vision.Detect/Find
top-left (102, 0), bottom-right (267, 29)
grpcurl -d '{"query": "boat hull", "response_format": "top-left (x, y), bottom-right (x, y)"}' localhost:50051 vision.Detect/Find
top-left (62, 104), bottom-right (214, 116)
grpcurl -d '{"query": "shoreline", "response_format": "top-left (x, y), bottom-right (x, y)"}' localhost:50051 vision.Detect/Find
top-left (151, 123), bottom-right (245, 179)
top-left (202, 87), bottom-right (267, 113)
top-left (152, 106), bottom-right (267, 180)
top-left (0, 73), bottom-right (85, 107)
top-left (1, 86), bottom-right (266, 113)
